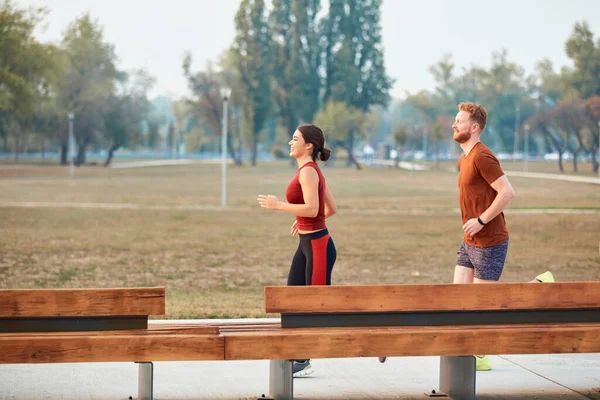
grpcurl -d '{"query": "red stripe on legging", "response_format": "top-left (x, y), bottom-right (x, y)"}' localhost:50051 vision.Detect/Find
top-left (310, 234), bottom-right (330, 285)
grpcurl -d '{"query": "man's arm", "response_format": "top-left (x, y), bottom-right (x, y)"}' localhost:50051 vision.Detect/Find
top-left (463, 175), bottom-right (515, 236)
top-left (480, 175), bottom-right (515, 224)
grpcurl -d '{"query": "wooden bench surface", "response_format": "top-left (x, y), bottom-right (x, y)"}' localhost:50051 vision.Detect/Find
top-left (265, 282), bottom-right (600, 313)
top-left (0, 287), bottom-right (165, 317)
top-left (222, 322), bottom-right (600, 360)
top-left (0, 333), bottom-right (224, 363)
top-left (0, 322), bottom-right (224, 364)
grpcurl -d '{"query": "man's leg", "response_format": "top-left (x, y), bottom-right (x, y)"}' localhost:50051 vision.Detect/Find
top-left (468, 240), bottom-right (508, 368)
top-left (454, 241), bottom-right (475, 283)
top-left (454, 265), bottom-right (474, 283)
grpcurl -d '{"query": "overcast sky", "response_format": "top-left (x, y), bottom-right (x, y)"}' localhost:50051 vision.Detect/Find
top-left (18, 0), bottom-right (600, 100)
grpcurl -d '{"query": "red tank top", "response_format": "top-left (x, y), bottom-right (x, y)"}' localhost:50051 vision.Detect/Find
top-left (285, 162), bottom-right (326, 231)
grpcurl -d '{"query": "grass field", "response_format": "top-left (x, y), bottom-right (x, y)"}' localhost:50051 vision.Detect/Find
top-left (1, 159), bottom-right (599, 319)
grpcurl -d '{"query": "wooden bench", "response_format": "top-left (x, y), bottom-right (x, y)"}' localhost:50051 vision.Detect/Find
top-left (221, 282), bottom-right (600, 400)
top-left (2, 283), bottom-right (600, 400)
top-left (0, 287), bottom-right (224, 400)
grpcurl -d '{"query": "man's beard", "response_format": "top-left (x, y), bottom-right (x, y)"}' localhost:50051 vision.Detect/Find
top-left (453, 129), bottom-right (471, 144)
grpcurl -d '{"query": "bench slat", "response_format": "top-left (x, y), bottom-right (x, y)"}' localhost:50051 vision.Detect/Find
top-left (265, 282), bottom-right (600, 313)
top-left (0, 287), bottom-right (165, 317)
top-left (223, 323), bottom-right (600, 360)
top-left (0, 334), bottom-right (224, 363)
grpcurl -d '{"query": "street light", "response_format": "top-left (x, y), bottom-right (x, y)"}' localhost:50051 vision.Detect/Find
top-left (68, 113), bottom-right (74, 178)
top-left (523, 123), bottom-right (530, 173)
top-left (220, 87), bottom-right (232, 207)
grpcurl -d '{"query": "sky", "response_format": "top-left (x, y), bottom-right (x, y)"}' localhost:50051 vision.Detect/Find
top-left (17, 0), bottom-right (600, 100)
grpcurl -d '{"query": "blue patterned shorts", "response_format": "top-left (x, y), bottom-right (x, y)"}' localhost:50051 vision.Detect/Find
top-left (455, 239), bottom-right (509, 281)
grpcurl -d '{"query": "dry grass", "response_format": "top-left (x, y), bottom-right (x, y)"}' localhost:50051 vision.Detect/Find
top-left (0, 160), bottom-right (599, 318)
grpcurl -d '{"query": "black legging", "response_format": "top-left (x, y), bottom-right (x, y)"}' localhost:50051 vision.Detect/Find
top-left (287, 228), bottom-right (336, 286)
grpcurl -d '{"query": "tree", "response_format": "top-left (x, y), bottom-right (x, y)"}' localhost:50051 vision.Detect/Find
top-left (547, 101), bottom-right (591, 172)
top-left (270, 0), bottom-right (322, 137)
top-left (232, 0), bottom-right (272, 166)
top-left (103, 69), bottom-right (155, 166)
top-left (318, 0), bottom-right (392, 169)
top-left (167, 122), bottom-right (175, 156)
top-left (427, 53), bottom-right (458, 114)
top-left (528, 110), bottom-right (568, 172)
top-left (564, 21), bottom-right (600, 99)
top-left (582, 96), bottom-right (600, 172)
top-left (145, 118), bottom-right (160, 150)
top-left (31, 98), bottom-right (62, 158)
top-left (533, 59), bottom-right (571, 106)
top-left (404, 91), bottom-right (438, 157)
top-left (326, 0), bottom-right (393, 112)
top-left (55, 14), bottom-right (117, 165)
top-left (392, 125), bottom-right (408, 168)
top-left (432, 115), bottom-right (453, 169)
top-left (315, 100), bottom-right (375, 169)
top-left (0, 1), bottom-right (57, 158)
top-left (183, 54), bottom-right (242, 165)
top-left (172, 99), bottom-right (189, 159)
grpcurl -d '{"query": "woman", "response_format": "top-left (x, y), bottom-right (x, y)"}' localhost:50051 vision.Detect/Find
top-left (257, 124), bottom-right (337, 377)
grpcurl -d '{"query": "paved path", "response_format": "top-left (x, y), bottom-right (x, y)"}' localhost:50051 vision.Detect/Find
top-left (1, 351), bottom-right (598, 399)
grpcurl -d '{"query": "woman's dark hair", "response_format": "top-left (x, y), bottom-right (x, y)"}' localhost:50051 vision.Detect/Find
top-left (297, 124), bottom-right (331, 162)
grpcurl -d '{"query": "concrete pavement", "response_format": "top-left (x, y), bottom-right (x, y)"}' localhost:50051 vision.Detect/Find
top-left (1, 353), bottom-right (599, 399)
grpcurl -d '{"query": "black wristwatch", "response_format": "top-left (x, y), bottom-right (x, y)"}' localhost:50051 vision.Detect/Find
top-left (477, 217), bottom-right (486, 226)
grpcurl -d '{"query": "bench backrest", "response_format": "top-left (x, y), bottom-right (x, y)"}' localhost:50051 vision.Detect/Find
top-left (265, 282), bottom-right (600, 328)
top-left (0, 287), bottom-right (165, 333)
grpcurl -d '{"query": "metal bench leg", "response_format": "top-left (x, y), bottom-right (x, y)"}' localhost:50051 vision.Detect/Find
top-left (439, 356), bottom-right (476, 400)
top-left (137, 362), bottom-right (153, 400)
top-left (269, 360), bottom-right (293, 400)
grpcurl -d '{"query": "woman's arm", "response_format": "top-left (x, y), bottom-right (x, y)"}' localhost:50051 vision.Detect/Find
top-left (323, 184), bottom-right (337, 218)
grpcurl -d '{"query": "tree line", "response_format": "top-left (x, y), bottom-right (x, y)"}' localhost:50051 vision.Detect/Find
top-left (1, 0), bottom-right (598, 173)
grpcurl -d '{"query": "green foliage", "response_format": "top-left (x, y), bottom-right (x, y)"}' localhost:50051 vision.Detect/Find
top-left (233, 0), bottom-right (272, 166)
top-left (55, 13), bottom-right (118, 164)
top-left (324, 0), bottom-right (393, 112)
top-left (270, 0), bottom-right (322, 134)
top-left (103, 68), bottom-right (154, 165)
top-left (0, 0), bottom-right (58, 156)
top-left (0, 1), bottom-right (56, 119)
top-left (564, 21), bottom-right (600, 99)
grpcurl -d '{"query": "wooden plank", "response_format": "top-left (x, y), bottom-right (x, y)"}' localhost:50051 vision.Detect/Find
top-left (0, 334), bottom-right (224, 363)
top-left (223, 323), bottom-right (600, 360)
top-left (0, 287), bottom-right (165, 317)
top-left (147, 322), bottom-right (219, 335)
top-left (0, 324), bottom-right (219, 338)
top-left (265, 282), bottom-right (600, 313)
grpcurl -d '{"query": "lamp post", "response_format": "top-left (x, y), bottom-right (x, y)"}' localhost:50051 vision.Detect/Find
top-left (523, 123), bottom-right (530, 173)
top-left (68, 113), bottom-right (74, 178)
top-left (220, 87), bottom-right (232, 207)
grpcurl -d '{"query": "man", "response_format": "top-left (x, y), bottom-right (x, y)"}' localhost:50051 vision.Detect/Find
top-left (452, 102), bottom-right (553, 371)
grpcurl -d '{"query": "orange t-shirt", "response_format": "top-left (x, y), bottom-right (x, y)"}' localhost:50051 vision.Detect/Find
top-left (457, 142), bottom-right (508, 247)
